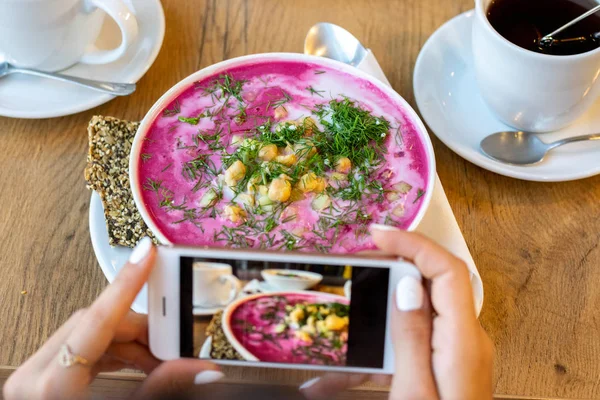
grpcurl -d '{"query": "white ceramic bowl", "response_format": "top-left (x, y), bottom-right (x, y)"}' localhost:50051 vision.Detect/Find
top-left (129, 53), bottom-right (437, 246)
top-left (221, 291), bottom-right (349, 361)
top-left (261, 269), bottom-right (323, 291)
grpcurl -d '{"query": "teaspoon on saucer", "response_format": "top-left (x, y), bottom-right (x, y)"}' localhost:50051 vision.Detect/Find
top-left (0, 61), bottom-right (136, 96)
top-left (481, 131), bottom-right (600, 165)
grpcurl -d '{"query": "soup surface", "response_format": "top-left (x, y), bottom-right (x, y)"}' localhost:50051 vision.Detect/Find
top-left (137, 60), bottom-right (429, 253)
top-left (228, 293), bottom-right (350, 365)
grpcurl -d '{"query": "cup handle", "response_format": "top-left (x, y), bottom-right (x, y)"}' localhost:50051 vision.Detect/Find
top-left (79, 0), bottom-right (139, 65)
top-left (219, 275), bottom-right (241, 306)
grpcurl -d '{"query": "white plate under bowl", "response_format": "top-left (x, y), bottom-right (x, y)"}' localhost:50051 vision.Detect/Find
top-left (89, 192), bottom-right (147, 313)
top-left (199, 336), bottom-right (212, 359)
top-left (0, 0), bottom-right (165, 119)
top-left (414, 10), bottom-right (600, 182)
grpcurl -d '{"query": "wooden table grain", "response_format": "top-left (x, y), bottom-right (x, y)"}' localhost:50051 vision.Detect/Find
top-left (1, 0), bottom-right (600, 399)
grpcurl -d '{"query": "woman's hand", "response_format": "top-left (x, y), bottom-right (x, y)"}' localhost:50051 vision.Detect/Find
top-left (3, 238), bottom-right (223, 400)
top-left (300, 226), bottom-right (493, 400)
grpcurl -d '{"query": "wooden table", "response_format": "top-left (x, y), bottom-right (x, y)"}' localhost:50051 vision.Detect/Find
top-left (1, 0), bottom-right (600, 399)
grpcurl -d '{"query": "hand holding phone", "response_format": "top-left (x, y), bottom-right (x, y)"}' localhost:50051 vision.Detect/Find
top-left (148, 246), bottom-right (421, 374)
top-left (300, 226), bottom-right (494, 400)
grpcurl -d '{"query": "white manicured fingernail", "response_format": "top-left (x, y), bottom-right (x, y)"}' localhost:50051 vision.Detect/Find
top-left (194, 370), bottom-right (224, 385)
top-left (370, 223), bottom-right (401, 232)
top-left (396, 276), bottom-right (424, 311)
top-left (299, 377), bottom-right (320, 390)
top-left (129, 237), bottom-right (152, 264)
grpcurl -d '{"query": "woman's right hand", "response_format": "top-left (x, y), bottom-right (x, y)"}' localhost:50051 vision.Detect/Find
top-left (301, 226), bottom-right (494, 400)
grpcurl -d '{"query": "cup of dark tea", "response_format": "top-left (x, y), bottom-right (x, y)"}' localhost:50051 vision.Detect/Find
top-left (473, 0), bottom-right (600, 132)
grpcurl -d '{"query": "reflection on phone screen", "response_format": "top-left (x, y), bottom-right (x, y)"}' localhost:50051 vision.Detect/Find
top-left (180, 257), bottom-right (389, 369)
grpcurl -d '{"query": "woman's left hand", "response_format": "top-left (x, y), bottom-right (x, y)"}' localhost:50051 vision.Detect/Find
top-left (3, 238), bottom-right (222, 400)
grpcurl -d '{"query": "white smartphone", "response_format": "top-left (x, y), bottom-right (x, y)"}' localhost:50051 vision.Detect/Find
top-left (148, 246), bottom-right (421, 375)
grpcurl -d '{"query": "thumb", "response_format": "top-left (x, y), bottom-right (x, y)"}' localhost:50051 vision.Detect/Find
top-left (133, 359), bottom-right (223, 400)
top-left (389, 275), bottom-right (438, 400)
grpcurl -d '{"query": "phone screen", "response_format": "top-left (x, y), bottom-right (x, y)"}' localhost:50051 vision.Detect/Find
top-left (179, 256), bottom-right (390, 369)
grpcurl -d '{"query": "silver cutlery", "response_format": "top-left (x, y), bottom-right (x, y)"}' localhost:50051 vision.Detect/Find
top-left (304, 22), bottom-right (368, 66)
top-left (539, 4), bottom-right (600, 46)
top-left (480, 131), bottom-right (600, 165)
top-left (0, 61), bottom-right (136, 96)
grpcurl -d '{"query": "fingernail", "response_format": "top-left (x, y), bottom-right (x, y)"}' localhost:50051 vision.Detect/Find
top-left (299, 377), bottom-right (320, 391)
top-left (194, 370), bottom-right (224, 385)
top-left (396, 276), bottom-right (424, 311)
top-left (129, 237), bottom-right (152, 264)
top-left (370, 223), bottom-right (401, 232)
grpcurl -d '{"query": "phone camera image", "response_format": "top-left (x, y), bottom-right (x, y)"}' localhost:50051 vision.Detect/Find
top-left (179, 257), bottom-right (389, 369)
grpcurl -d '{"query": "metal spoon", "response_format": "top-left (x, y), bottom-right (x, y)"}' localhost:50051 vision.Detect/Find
top-left (304, 23), bottom-right (368, 66)
top-left (480, 131), bottom-right (600, 165)
top-left (539, 4), bottom-right (600, 46)
top-left (0, 61), bottom-right (136, 96)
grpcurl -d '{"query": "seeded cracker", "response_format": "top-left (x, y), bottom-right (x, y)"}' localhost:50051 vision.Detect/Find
top-left (84, 116), bottom-right (157, 247)
top-left (206, 311), bottom-right (243, 360)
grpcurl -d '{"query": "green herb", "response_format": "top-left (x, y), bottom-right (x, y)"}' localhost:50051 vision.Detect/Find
top-left (178, 115), bottom-right (201, 125)
top-left (202, 74), bottom-right (247, 103)
top-left (143, 178), bottom-right (162, 192)
top-left (195, 127), bottom-right (225, 151)
top-left (269, 91), bottom-right (292, 110)
top-left (163, 100), bottom-right (181, 117)
top-left (235, 103), bottom-right (247, 124)
top-left (314, 70), bottom-right (326, 75)
top-left (260, 122), bottom-right (304, 147)
top-left (161, 163), bottom-right (173, 172)
top-left (141, 153), bottom-right (152, 162)
top-left (306, 86), bottom-right (325, 98)
top-left (182, 155), bottom-right (218, 181)
top-left (312, 98), bottom-right (390, 168)
top-left (413, 188), bottom-right (425, 203)
top-left (264, 217), bottom-right (277, 233)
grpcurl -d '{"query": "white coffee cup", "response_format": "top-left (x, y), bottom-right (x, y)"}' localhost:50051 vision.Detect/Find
top-left (0, 0), bottom-right (139, 72)
top-left (193, 262), bottom-right (240, 308)
top-left (473, 0), bottom-right (600, 132)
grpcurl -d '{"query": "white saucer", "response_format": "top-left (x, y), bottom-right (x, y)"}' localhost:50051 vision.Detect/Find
top-left (0, 0), bottom-right (165, 119)
top-left (199, 336), bottom-right (212, 359)
top-left (414, 11), bottom-right (600, 182)
top-left (89, 192), bottom-right (147, 313)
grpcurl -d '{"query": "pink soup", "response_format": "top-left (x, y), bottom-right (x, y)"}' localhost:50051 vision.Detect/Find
top-left (137, 60), bottom-right (429, 253)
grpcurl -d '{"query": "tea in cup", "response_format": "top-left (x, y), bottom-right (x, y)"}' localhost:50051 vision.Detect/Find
top-left (472, 0), bottom-right (600, 132)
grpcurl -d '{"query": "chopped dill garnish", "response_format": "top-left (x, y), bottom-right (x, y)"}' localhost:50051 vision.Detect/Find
top-left (306, 86), bottom-right (325, 97)
top-left (312, 98), bottom-right (390, 168)
top-left (269, 91), bottom-right (292, 110)
top-left (163, 100), bottom-right (181, 117)
top-left (260, 121), bottom-right (304, 147)
top-left (161, 163), bottom-right (173, 172)
top-left (143, 178), bottom-right (162, 192)
top-left (235, 103), bottom-right (247, 124)
top-left (202, 74), bottom-right (247, 103)
top-left (178, 115), bottom-right (201, 125)
top-left (182, 155), bottom-right (218, 180)
top-left (141, 153), bottom-right (152, 162)
top-left (413, 188), bottom-right (425, 203)
top-left (314, 70), bottom-right (326, 74)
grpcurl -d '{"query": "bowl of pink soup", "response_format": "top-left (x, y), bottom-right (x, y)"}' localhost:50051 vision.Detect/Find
top-left (130, 53), bottom-right (435, 253)
top-left (221, 291), bottom-right (350, 365)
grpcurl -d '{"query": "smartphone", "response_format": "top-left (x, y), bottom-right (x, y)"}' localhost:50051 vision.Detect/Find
top-left (148, 246), bottom-right (420, 374)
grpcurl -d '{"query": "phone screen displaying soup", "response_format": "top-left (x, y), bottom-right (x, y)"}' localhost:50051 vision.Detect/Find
top-left (179, 256), bottom-right (389, 368)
